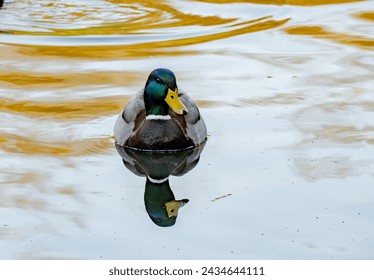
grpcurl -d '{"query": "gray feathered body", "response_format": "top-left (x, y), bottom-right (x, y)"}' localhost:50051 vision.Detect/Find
top-left (114, 90), bottom-right (207, 151)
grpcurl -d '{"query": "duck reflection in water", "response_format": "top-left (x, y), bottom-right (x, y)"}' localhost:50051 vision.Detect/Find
top-left (115, 141), bottom-right (206, 227)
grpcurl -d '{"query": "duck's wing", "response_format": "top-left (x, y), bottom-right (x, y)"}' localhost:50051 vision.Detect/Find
top-left (114, 90), bottom-right (146, 146)
top-left (179, 91), bottom-right (207, 146)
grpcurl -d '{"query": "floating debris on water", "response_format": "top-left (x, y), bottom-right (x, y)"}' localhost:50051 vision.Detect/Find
top-left (211, 193), bottom-right (232, 202)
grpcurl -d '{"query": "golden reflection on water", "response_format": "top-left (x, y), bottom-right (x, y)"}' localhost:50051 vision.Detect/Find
top-left (0, 133), bottom-right (113, 156)
top-left (0, 170), bottom-right (43, 187)
top-left (0, 95), bottom-right (128, 120)
top-left (240, 93), bottom-right (305, 106)
top-left (284, 25), bottom-right (374, 49)
top-left (11, 1), bottom-right (236, 36)
top-left (0, 44), bottom-right (198, 60)
top-left (355, 11), bottom-right (374, 22)
top-left (0, 169), bottom-right (47, 209)
top-left (193, 0), bottom-right (362, 5)
top-left (0, 17), bottom-right (288, 59)
top-left (0, 71), bottom-right (142, 89)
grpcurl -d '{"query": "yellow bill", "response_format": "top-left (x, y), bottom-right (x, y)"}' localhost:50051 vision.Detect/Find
top-left (165, 88), bottom-right (188, 115)
top-left (165, 199), bottom-right (189, 218)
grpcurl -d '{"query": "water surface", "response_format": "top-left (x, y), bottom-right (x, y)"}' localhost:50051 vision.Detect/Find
top-left (0, 0), bottom-right (373, 259)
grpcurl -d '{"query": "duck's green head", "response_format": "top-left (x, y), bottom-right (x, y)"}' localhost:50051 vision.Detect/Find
top-left (144, 68), bottom-right (188, 116)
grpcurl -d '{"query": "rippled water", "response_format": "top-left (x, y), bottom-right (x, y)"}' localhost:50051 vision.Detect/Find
top-left (0, 0), bottom-right (373, 259)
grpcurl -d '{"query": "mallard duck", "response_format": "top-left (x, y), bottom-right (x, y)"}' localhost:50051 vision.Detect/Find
top-left (114, 68), bottom-right (207, 152)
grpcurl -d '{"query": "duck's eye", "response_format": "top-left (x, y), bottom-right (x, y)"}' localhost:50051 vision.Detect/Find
top-left (156, 78), bottom-right (161, 83)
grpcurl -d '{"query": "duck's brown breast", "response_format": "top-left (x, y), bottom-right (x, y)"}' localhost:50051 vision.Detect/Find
top-left (126, 119), bottom-right (194, 151)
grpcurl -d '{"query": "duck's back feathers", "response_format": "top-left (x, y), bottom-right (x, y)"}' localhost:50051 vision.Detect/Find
top-left (179, 91), bottom-right (207, 146)
top-left (114, 90), bottom-right (145, 146)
